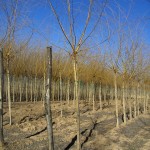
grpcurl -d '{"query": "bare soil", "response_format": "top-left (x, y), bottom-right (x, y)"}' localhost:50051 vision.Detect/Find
top-left (2, 101), bottom-right (150, 150)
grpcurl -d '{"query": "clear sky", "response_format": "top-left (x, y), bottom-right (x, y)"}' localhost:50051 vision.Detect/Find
top-left (0, 0), bottom-right (150, 54)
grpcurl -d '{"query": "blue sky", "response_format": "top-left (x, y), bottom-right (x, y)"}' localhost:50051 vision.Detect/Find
top-left (0, 0), bottom-right (150, 54)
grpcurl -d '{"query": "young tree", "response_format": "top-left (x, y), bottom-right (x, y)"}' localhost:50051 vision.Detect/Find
top-left (47, 1), bottom-right (109, 148)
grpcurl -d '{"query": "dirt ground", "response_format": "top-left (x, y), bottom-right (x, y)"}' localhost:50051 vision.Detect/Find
top-left (2, 101), bottom-right (150, 150)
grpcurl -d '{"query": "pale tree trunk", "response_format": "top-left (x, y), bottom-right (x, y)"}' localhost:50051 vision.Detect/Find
top-left (52, 81), bottom-right (55, 101)
top-left (12, 76), bottom-right (15, 102)
top-left (146, 92), bottom-right (149, 113)
top-left (134, 87), bottom-right (137, 118)
top-left (5, 83), bottom-right (7, 103)
top-left (92, 82), bottom-right (95, 112)
top-left (129, 85), bottom-right (132, 120)
top-left (7, 58), bottom-right (12, 125)
top-left (89, 84), bottom-right (92, 105)
top-left (86, 82), bottom-right (89, 103)
top-left (45, 47), bottom-right (54, 150)
top-left (114, 72), bottom-right (119, 127)
top-left (137, 83), bottom-right (140, 116)
top-left (104, 85), bottom-right (106, 103)
top-left (73, 57), bottom-right (81, 150)
top-left (122, 81), bottom-right (126, 124)
top-left (0, 50), bottom-right (4, 147)
top-left (19, 78), bottom-right (22, 102)
top-left (26, 77), bottom-right (28, 102)
top-left (143, 85), bottom-right (146, 114)
top-left (67, 78), bottom-right (70, 105)
top-left (145, 92), bottom-right (148, 114)
top-left (34, 76), bottom-right (37, 103)
top-left (78, 81), bottom-right (80, 101)
top-left (59, 73), bottom-right (63, 117)
top-left (57, 81), bottom-right (60, 101)
top-left (30, 79), bottom-right (33, 102)
top-left (43, 74), bottom-right (46, 105)
top-left (73, 82), bottom-right (75, 106)
top-left (99, 82), bottom-right (102, 110)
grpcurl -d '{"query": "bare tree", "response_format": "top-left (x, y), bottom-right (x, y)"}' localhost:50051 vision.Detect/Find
top-left (47, 0), bottom-right (109, 148)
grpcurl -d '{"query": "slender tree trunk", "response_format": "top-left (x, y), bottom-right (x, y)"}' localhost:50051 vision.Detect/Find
top-left (45, 47), bottom-right (54, 150)
top-left (86, 82), bottom-right (89, 103)
top-left (30, 79), bottom-right (33, 102)
top-left (12, 76), bottom-right (15, 102)
top-left (5, 83), bottom-right (7, 103)
top-left (26, 77), bottom-right (28, 102)
top-left (143, 85), bottom-right (146, 114)
top-left (34, 76), bottom-right (37, 103)
top-left (145, 93), bottom-right (148, 114)
top-left (114, 72), bottom-right (119, 127)
top-left (7, 58), bottom-right (12, 125)
top-left (129, 85), bottom-right (132, 120)
top-left (73, 82), bottom-right (75, 106)
top-left (52, 81), bottom-right (55, 101)
top-left (137, 83), bottom-right (140, 116)
top-left (92, 82), bottom-right (95, 112)
top-left (99, 82), bottom-right (102, 110)
top-left (104, 85), bottom-right (106, 103)
top-left (122, 81), bottom-right (126, 124)
top-left (67, 78), bottom-right (70, 105)
top-left (0, 50), bottom-right (4, 147)
top-left (73, 56), bottom-right (81, 150)
top-left (19, 78), bottom-right (22, 102)
top-left (43, 74), bottom-right (46, 105)
top-left (134, 87), bottom-right (137, 118)
top-left (59, 73), bottom-right (63, 117)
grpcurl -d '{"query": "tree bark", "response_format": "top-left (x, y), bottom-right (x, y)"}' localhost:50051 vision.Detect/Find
top-left (67, 78), bottom-right (70, 105)
top-left (99, 82), bottom-right (102, 110)
top-left (7, 58), bottom-right (12, 125)
top-left (73, 56), bottom-right (81, 150)
top-left (122, 82), bottom-right (126, 124)
top-left (59, 73), bottom-right (63, 117)
top-left (12, 76), bottom-right (15, 102)
top-left (114, 72), bottom-right (119, 127)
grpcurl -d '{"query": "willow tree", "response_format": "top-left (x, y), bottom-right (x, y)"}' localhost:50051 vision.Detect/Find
top-left (47, 0), bottom-right (109, 149)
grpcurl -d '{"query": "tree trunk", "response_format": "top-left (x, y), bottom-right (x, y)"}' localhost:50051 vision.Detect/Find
top-left (67, 78), bottom-right (70, 105)
top-left (0, 50), bottom-right (4, 147)
top-left (92, 82), bottom-right (95, 112)
top-left (73, 56), bottom-right (81, 150)
top-left (12, 76), bottom-right (15, 103)
top-left (52, 81), bottom-right (55, 101)
top-left (129, 85), bottom-right (132, 120)
top-left (30, 79), bottom-right (33, 102)
top-left (34, 76), bottom-right (37, 103)
top-left (59, 73), bottom-right (63, 117)
top-left (137, 83), bottom-right (140, 116)
top-left (26, 77), bottom-right (28, 102)
top-left (7, 58), bottom-right (12, 125)
top-left (134, 87), bottom-right (137, 118)
top-left (122, 82), bottom-right (126, 124)
top-left (99, 82), bottom-right (102, 110)
top-left (114, 72), bottom-right (119, 127)
top-left (19, 78), bottom-right (22, 102)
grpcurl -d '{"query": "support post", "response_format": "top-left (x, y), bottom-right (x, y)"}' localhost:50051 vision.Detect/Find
top-left (0, 49), bottom-right (4, 147)
top-left (45, 47), bottom-right (54, 150)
